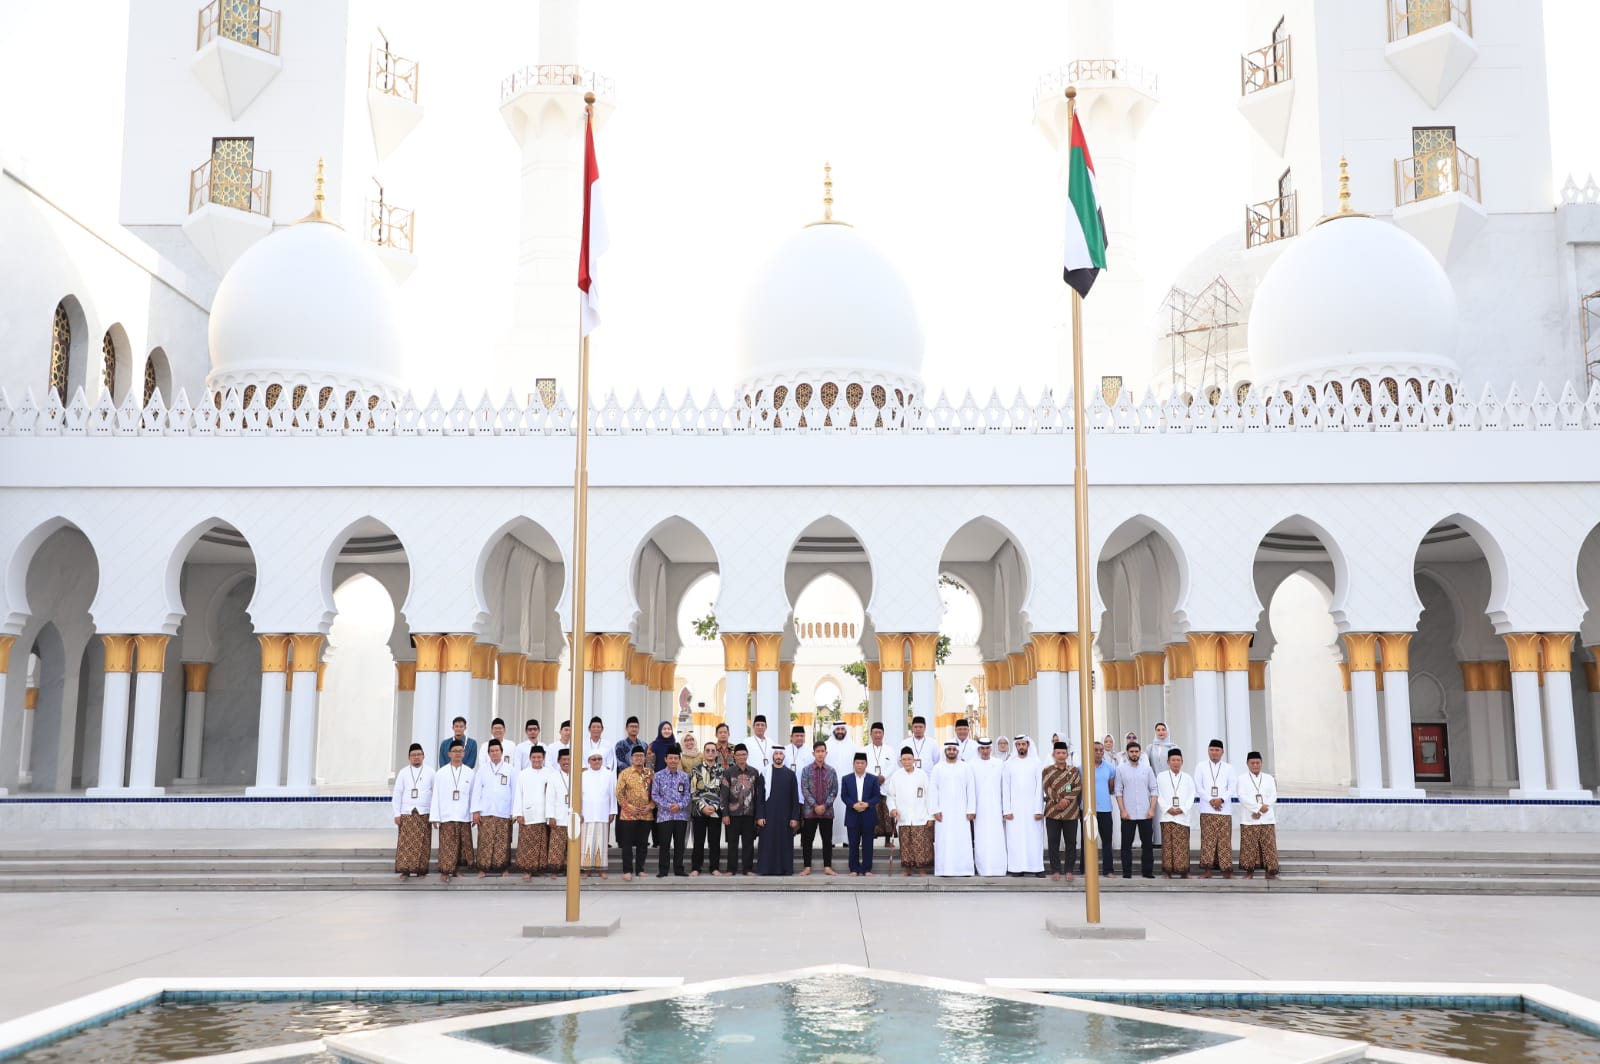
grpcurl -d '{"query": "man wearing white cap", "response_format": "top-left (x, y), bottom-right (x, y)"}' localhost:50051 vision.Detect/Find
top-left (1001, 735), bottom-right (1046, 877)
top-left (930, 740), bottom-right (976, 876)
top-left (579, 750), bottom-right (616, 878)
top-left (823, 719), bottom-right (858, 822)
top-left (970, 738), bottom-right (1008, 876)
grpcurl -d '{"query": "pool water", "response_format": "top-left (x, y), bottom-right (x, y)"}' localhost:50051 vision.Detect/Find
top-left (12, 993), bottom-right (590, 1064)
top-left (1172, 1004), bottom-right (1600, 1064)
top-left (457, 972), bottom-right (1234, 1062)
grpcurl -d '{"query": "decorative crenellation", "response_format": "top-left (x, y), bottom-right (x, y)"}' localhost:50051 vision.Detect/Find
top-left (1559, 173), bottom-right (1600, 206)
top-left (12, 376), bottom-right (1600, 439)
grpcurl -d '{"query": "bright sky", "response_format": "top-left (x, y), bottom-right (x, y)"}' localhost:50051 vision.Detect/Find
top-left (4, 1), bottom-right (1596, 400)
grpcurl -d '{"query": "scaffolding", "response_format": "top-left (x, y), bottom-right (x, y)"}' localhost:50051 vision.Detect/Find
top-left (1585, 291), bottom-right (1600, 391)
top-left (1162, 275), bottom-right (1242, 401)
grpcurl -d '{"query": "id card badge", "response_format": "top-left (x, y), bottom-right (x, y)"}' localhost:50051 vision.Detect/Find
top-left (452, 790), bottom-right (461, 801)
top-left (501, 775), bottom-right (508, 786)
top-left (410, 788), bottom-right (419, 799)
top-left (1255, 793), bottom-right (1262, 803)
top-left (1210, 786), bottom-right (1219, 797)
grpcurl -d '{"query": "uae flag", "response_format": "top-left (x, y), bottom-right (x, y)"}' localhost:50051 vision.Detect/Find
top-left (578, 112), bottom-right (608, 337)
top-left (1062, 111), bottom-right (1108, 299)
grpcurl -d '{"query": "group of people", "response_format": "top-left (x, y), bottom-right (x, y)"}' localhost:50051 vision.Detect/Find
top-left (391, 712), bottom-right (1282, 884)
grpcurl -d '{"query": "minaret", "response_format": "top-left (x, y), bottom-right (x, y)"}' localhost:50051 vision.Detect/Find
top-left (496, 0), bottom-right (614, 401)
top-left (1033, 0), bottom-right (1157, 397)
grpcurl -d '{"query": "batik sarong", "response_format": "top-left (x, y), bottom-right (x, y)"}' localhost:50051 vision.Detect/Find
top-left (1161, 822), bottom-right (1191, 877)
top-left (437, 821), bottom-right (476, 876)
top-left (394, 812), bottom-right (431, 875)
top-left (898, 823), bottom-right (934, 870)
top-left (1198, 813), bottom-right (1232, 872)
top-left (1239, 823), bottom-right (1279, 874)
top-left (515, 822), bottom-right (548, 873)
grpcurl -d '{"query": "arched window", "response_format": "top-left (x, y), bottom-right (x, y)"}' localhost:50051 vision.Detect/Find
top-left (49, 303), bottom-right (71, 404)
top-left (101, 331), bottom-right (117, 399)
top-left (144, 348), bottom-right (171, 405)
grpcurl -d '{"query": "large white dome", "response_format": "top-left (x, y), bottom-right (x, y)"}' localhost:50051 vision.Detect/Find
top-left (734, 221), bottom-right (924, 420)
top-left (1247, 213), bottom-right (1459, 391)
top-left (208, 213), bottom-right (406, 401)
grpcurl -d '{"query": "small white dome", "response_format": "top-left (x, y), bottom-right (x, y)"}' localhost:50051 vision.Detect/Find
top-left (208, 217), bottom-right (405, 399)
top-left (1248, 214), bottom-right (1459, 390)
top-left (735, 222), bottom-right (924, 403)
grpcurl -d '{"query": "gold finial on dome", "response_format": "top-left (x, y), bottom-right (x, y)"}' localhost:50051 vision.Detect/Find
top-left (805, 160), bottom-right (853, 228)
top-left (1316, 156), bottom-right (1372, 226)
top-left (295, 157), bottom-right (340, 227)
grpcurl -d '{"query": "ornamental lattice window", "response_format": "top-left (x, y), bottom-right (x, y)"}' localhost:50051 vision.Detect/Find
top-left (49, 302), bottom-right (71, 404)
top-left (102, 331), bottom-right (118, 399)
top-left (143, 357), bottom-right (158, 405)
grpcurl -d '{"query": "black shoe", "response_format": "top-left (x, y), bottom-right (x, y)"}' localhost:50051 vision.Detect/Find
top-left (656, 871), bottom-right (668, 878)
top-left (1033, 871), bottom-right (1047, 878)
top-left (1142, 873), bottom-right (1155, 879)
top-left (1122, 873), bottom-right (1132, 879)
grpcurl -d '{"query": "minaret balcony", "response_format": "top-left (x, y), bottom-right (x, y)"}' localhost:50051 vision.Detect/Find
top-left (1032, 59), bottom-right (1157, 148)
top-left (1393, 144), bottom-right (1486, 265)
top-left (1237, 36), bottom-right (1294, 154)
top-left (183, 157), bottom-right (273, 275)
top-left (190, 0), bottom-right (282, 119)
top-left (366, 199), bottom-right (417, 285)
top-left (368, 44), bottom-right (423, 162)
top-left (498, 64), bottom-right (615, 136)
top-left (1385, 0), bottom-right (1477, 108)
top-left (1245, 192), bottom-right (1298, 249)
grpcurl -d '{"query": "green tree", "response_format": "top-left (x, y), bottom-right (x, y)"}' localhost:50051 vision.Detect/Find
top-left (691, 608), bottom-right (718, 640)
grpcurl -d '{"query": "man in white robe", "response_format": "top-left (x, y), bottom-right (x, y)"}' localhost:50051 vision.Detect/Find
top-left (1001, 734), bottom-right (1046, 876)
top-left (783, 726), bottom-right (810, 785)
top-left (904, 716), bottom-right (938, 773)
top-left (823, 720), bottom-right (858, 822)
top-left (952, 719), bottom-right (979, 762)
top-left (930, 741), bottom-right (975, 876)
top-left (883, 748), bottom-right (934, 874)
top-left (970, 738), bottom-right (1008, 876)
top-left (582, 717), bottom-right (614, 773)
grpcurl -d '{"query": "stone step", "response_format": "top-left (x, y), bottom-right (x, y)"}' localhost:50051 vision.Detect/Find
top-left (0, 871), bottom-right (1596, 894)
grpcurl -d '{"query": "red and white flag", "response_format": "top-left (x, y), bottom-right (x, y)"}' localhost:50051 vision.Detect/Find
top-left (578, 111), bottom-right (607, 337)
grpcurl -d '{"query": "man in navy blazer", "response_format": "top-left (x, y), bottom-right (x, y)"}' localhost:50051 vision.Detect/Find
top-left (841, 752), bottom-right (882, 876)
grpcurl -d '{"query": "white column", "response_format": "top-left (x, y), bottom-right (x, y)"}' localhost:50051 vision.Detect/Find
top-left (1247, 662), bottom-right (1271, 762)
top-left (1135, 653), bottom-right (1164, 743)
top-left (1064, 670), bottom-right (1082, 761)
top-left (246, 635), bottom-right (290, 793)
top-left (911, 670), bottom-right (937, 734)
top-left (1034, 670), bottom-right (1063, 747)
top-left (1219, 634), bottom-right (1253, 761)
top-left (17, 686), bottom-right (36, 786)
top-left (1462, 663), bottom-right (1494, 787)
top-left (880, 670), bottom-right (906, 753)
top-left (0, 635), bottom-right (12, 795)
top-left (282, 634), bottom-right (323, 792)
top-left (497, 651), bottom-right (524, 733)
top-left (1188, 634), bottom-right (1224, 760)
top-left (1504, 635), bottom-right (1549, 795)
top-left (412, 645), bottom-right (441, 762)
top-left (470, 643), bottom-right (495, 741)
top-left (393, 661), bottom-right (416, 771)
top-left (1539, 635), bottom-right (1590, 798)
top-left (754, 669), bottom-right (779, 725)
top-left (1348, 670), bottom-right (1385, 795)
top-left (125, 635), bottom-right (169, 795)
top-left (1165, 643), bottom-right (1195, 757)
top-left (1587, 658), bottom-right (1600, 791)
top-left (440, 634), bottom-right (475, 754)
top-left (87, 635), bottom-right (135, 794)
top-left (723, 668), bottom-right (749, 744)
top-left (176, 663), bottom-right (210, 783)
top-left (1482, 666), bottom-right (1519, 789)
top-left (1376, 634), bottom-right (1423, 795)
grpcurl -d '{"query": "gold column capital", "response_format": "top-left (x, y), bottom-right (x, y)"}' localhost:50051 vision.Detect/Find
top-left (721, 632), bottom-right (753, 671)
top-left (469, 641), bottom-right (497, 680)
top-left (183, 662), bottom-right (211, 692)
top-left (257, 634), bottom-right (291, 673)
top-left (1539, 633), bottom-right (1574, 674)
top-left (440, 633), bottom-right (477, 673)
top-left (102, 634), bottom-right (136, 673)
top-left (284, 670), bottom-right (294, 691)
top-left (865, 661), bottom-right (883, 691)
top-left (1116, 660), bottom-right (1139, 690)
top-left (1022, 642), bottom-right (1039, 682)
top-left (1099, 662), bottom-right (1119, 692)
top-left (24, 687), bottom-right (38, 709)
top-left (1585, 660), bottom-right (1599, 694)
top-left (990, 660), bottom-right (1012, 692)
top-left (1338, 662), bottom-right (1351, 692)
top-left (750, 633), bottom-right (783, 672)
top-left (1187, 632), bottom-right (1223, 672)
top-left (316, 662), bottom-right (327, 692)
top-left (1342, 633), bottom-right (1379, 672)
top-left (629, 650), bottom-right (652, 686)
top-left (412, 634), bottom-right (444, 673)
top-left (543, 660), bottom-right (562, 691)
top-left (1164, 642), bottom-right (1194, 680)
top-left (592, 633), bottom-right (632, 672)
top-left (1007, 651), bottom-right (1028, 687)
top-left (520, 659), bottom-right (540, 691)
top-left (1030, 633), bottom-right (1064, 672)
top-left (288, 634), bottom-right (325, 672)
top-left (1502, 633), bottom-right (1542, 673)
top-left (1064, 632), bottom-right (1089, 672)
top-left (395, 661), bottom-right (417, 692)
top-left (133, 634), bottom-right (171, 674)
top-left (1459, 660), bottom-right (1485, 692)
top-left (0, 634), bottom-right (15, 673)
top-left (1217, 633), bottom-right (1253, 672)
top-left (1377, 633), bottom-right (1412, 672)
top-left (1247, 660), bottom-right (1267, 691)
top-left (777, 660), bottom-right (794, 691)
top-left (1490, 660), bottom-right (1512, 691)
top-left (497, 652), bottom-right (527, 686)
top-left (1135, 651), bottom-right (1165, 687)
top-left (875, 633), bottom-right (908, 672)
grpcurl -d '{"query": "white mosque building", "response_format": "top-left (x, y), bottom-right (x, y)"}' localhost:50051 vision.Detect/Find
top-left (2, 0), bottom-right (1599, 832)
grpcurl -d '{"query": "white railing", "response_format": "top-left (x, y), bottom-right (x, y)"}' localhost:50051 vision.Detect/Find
top-left (9, 379), bottom-right (1600, 438)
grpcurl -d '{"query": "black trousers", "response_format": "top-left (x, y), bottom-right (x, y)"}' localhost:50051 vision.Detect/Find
top-left (656, 819), bottom-right (687, 875)
top-left (847, 822), bottom-right (874, 873)
top-left (1045, 817), bottom-right (1078, 874)
top-left (691, 815), bottom-right (721, 872)
top-left (1078, 811), bottom-right (1114, 873)
top-left (800, 818), bottom-right (834, 868)
top-left (725, 815), bottom-right (757, 874)
top-left (1120, 817), bottom-right (1154, 877)
top-left (617, 820), bottom-right (650, 875)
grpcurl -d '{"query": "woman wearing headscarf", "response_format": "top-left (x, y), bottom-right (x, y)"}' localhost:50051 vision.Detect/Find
top-left (995, 736), bottom-right (1013, 762)
top-left (679, 732), bottom-right (703, 773)
top-left (649, 721), bottom-right (676, 772)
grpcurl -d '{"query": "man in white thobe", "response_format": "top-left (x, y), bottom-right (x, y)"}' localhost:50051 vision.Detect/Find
top-left (1001, 734), bottom-right (1046, 876)
top-left (784, 726), bottom-right (810, 786)
top-left (952, 719), bottom-right (979, 762)
top-left (747, 714), bottom-right (775, 793)
top-left (970, 738), bottom-right (1008, 876)
top-left (883, 748), bottom-right (934, 875)
top-left (930, 741), bottom-right (975, 876)
top-left (823, 720), bottom-right (858, 822)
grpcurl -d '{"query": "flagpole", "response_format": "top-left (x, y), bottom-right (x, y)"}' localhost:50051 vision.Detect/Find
top-left (564, 91), bottom-right (598, 924)
top-left (1065, 85), bottom-right (1101, 926)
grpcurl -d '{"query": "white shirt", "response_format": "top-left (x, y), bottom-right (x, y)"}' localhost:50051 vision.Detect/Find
top-left (1158, 769), bottom-right (1197, 826)
top-left (430, 763), bottom-right (475, 823)
top-left (470, 755), bottom-right (515, 818)
top-left (784, 742), bottom-right (810, 773)
top-left (747, 732), bottom-right (774, 783)
top-left (392, 762), bottom-right (434, 817)
top-left (1198, 758), bottom-right (1237, 814)
top-left (583, 736), bottom-right (614, 773)
top-left (884, 767), bottom-right (933, 827)
top-left (513, 739), bottom-right (541, 772)
top-left (513, 765), bottom-right (553, 823)
top-left (864, 742), bottom-right (894, 781)
top-left (953, 736), bottom-right (979, 762)
top-left (905, 734), bottom-right (937, 772)
top-left (1240, 770), bottom-right (1278, 826)
top-left (580, 768), bottom-right (617, 822)
top-left (545, 768), bottom-right (574, 827)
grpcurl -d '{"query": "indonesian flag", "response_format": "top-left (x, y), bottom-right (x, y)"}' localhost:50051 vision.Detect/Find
top-left (1063, 111), bottom-right (1108, 299)
top-left (578, 113), bottom-right (607, 336)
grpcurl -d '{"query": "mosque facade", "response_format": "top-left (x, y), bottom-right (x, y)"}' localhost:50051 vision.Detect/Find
top-left (2, 0), bottom-right (1600, 830)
